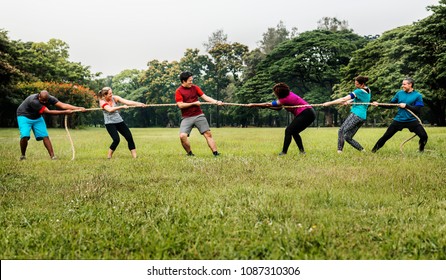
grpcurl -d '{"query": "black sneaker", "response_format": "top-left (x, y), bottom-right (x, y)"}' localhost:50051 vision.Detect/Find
top-left (278, 152), bottom-right (287, 156)
top-left (187, 151), bottom-right (195, 156)
top-left (213, 151), bottom-right (220, 157)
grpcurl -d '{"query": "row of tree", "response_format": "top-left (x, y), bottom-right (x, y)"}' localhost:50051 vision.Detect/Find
top-left (1, 0), bottom-right (445, 128)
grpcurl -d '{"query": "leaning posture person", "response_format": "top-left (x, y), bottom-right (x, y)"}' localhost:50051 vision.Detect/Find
top-left (17, 90), bottom-right (85, 160)
top-left (249, 82), bottom-right (316, 155)
top-left (98, 87), bottom-right (146, 159)
top-left (175, 71), bottom-right (222, 157)
top-left (371, 78), bottom-right (427, 153)
top-left (323, 75), bottom-right (371, 153)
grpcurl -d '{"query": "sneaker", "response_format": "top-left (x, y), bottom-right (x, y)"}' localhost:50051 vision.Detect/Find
top-left (187, 151), bottom-right (195, 156)
top-left (213, 151), bottom-right (220, 157)
top-left (337, 150), bottom-right (343, 154)
top-left (278, 152), bottom-right (287, 156)
top-left (51, 156), bottom-right (58, 160)
top-left (20, 155), bottom-right (26, 161)
top-left (300, 151), bottom-right (306, 155)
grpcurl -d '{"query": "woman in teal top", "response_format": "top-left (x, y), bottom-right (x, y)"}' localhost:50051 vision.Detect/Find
top-left (323, 76), bottom-right (371, 153)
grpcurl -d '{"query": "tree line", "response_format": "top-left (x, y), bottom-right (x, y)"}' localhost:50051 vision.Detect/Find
top-left (1, 0), bottom-right (445, 128)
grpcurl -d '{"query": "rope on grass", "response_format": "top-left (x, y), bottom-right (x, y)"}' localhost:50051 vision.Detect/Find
top-left (64, 114), bottom-right (76, 160)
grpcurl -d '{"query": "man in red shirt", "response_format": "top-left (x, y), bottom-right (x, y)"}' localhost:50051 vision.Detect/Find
top-left (175, 72), bottom-right (222, 156)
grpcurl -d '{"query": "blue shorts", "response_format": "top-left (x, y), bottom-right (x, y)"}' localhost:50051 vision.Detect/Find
top-left (17, 116), bottom-right (49, 141)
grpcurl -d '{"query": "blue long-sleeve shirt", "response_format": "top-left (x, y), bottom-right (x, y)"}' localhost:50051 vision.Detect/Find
top-left (390, 90), bottom-right (424, 122)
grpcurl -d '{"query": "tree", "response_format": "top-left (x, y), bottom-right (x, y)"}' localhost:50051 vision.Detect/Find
top-left (336, 26), bottom-right (411, 125)
top-left (0, 30), bottom-right (23, 126)
top-left (207, 42), bottom-right (249, 127)
top-left (15, 39), bottom-right (95, 84)
top-left (111, 69), bottom-right (149, 127)
top-left (0, 32), bottom-right (98, 127)
top-left (407, 0), bottom-right (446, 125)
top-left (15, 81), bottom-right (96, 128)
top-left (240, 29), bottom-right (367, 126)
top-left (203, 29), bottom-right (228, 52)
top-left (179, 48), bottom-right (213, 88)
top-left (242, 21), bottom-right (298, 83)
top-left (242, 48), bottom-right (265, 80)
top-left (140, 59), bottom-right (181, 127)
top-left (317, 17), bottom-right (351, 32)
top-left (112, 69), bottom-right (144, 97)
top-left (235, 72), bottom-right (276, 126)
top-left (337, 0), bottom-right (446, 127)
top-left (259, 20), bottom-right (298, 54)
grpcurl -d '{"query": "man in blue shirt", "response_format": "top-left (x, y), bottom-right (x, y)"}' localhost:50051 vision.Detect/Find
top-left (371, 78), bottom-right (428, 153)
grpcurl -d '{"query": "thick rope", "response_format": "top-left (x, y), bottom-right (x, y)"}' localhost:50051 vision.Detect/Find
top-left (64, 114), bottom-right (76, 160)
top-left (397, 109), bottom-right (421, 154)
top-left (64, 101), bottom-right (422, 159)
top-left (246, 101), bottom-right (422, 153)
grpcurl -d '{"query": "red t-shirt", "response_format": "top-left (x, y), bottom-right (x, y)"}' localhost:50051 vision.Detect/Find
top-left (175, 85), bottom-right (205, 118)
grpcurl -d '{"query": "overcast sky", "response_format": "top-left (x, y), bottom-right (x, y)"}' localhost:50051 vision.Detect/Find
top-left (0, 0), bottom-right (439, 77)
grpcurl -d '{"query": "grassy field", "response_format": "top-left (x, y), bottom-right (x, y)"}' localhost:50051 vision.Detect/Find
top-left (0, 126), bottom-right (445, 260)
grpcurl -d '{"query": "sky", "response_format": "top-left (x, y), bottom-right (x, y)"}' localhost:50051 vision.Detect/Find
top-left (0, 0), bottom-right (440, 77)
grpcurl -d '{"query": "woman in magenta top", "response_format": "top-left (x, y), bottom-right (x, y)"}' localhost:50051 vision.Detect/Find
top-left (250, 82), bottom-right (316, 155)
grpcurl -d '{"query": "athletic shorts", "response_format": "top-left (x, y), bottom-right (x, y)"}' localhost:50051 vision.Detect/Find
top-left (17, 116), bottom-right (48, 141)
top-left (179, 114), bottom-right (210, 136)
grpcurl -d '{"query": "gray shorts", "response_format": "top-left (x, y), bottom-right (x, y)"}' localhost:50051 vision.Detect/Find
top-left (180, 114), bottom-right (210, 135)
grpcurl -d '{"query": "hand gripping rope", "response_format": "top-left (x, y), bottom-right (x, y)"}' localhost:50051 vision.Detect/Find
top-left (64, 102), bottom-right (421, 160)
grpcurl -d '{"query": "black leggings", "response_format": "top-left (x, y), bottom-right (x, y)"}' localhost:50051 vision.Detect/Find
top-left (105, 122), bottom-right (136, 151)
top-left (282, 108), bottom-right (316, 153)
top-left (372, 120), bottom-right (428, 152)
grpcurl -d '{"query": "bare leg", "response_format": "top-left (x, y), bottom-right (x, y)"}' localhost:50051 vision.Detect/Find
top-left (180, 133), bottom-right (192, 154)
top-left (203, 131), bottom-right (217, 152)
top-left (20, 137), bottom-right (29, 157)
top-left (42, 137), bottom-right (55, 158)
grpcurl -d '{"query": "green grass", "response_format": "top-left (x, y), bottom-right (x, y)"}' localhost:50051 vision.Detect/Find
top-left (0, 127), bottom-right (445, 259)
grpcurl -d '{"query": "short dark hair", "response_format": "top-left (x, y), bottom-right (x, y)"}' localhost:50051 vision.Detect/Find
top-left (404, 77), bottom-right (415, 87)
top-left (273, 82), bottom-right (290, 98)
top-left (180, 72), bottom-right (193, 83)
